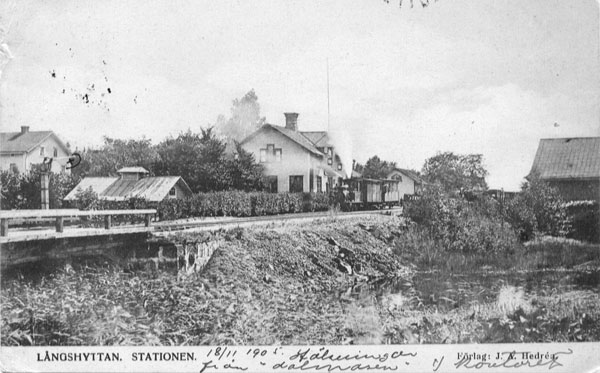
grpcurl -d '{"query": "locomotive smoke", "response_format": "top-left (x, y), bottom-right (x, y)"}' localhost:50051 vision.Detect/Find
top-left (328, 127), bottom-right (353, 178)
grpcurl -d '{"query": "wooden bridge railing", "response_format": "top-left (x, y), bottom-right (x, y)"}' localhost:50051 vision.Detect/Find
top-left (0, 209), bottom-right (157, 237)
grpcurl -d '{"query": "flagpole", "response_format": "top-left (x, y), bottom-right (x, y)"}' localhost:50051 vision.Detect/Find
top-left (327, 58), bottom-right (330, 131)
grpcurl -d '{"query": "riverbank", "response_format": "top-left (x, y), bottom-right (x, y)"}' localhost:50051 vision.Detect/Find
top-left (2, 214), bottom-right (599, 345)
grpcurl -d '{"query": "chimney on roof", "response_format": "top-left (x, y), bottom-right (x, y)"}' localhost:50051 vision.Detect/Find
top-left (284, 112), bottom-right (299, 131)
top-left (21, 126), bottom-right (30, 134)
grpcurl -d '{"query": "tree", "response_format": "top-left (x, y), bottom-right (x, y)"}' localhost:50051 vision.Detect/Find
top-left (72, 137), bottom-right (160, 178)
top-left (357, 156), bottom-right (397, 179)
top-left (0, 165), bottom-right (80, 209)
top-left (226, 142), bottom-right (265, 191)
top-left (154, 128), bottom-right (230, 193)
top-left (422, 152), bottom-right (488, 192)
top-left (213, 89), bottom-right (266, 143)
top-left (504, 175), bottom-right (569, 240)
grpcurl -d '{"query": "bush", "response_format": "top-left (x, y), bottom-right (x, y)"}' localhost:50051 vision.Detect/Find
top-left (404, 186), bottom-right (518, 254)
top-left (156, 191), bottom-right (332, 221)
top-left (504, 177), bottom-right (569, 241)
top-left (565, 201), bottom-right (600, 243)
top-left (1, 169), bottom-right (80, 209)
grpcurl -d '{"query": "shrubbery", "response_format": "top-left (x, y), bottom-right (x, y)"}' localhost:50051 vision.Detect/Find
top-left (1, 169), bottom-right (80, 210)
top-left (403, 185), bottom-right (518, 254)
top-left (565, 201), bottom-right (599, 243)
top-left (504, 177), bottom-right (569, 241)
top-left (156, 191), bottom-right (331, 220)
top-left (66, 189), bottom-right (332, 221)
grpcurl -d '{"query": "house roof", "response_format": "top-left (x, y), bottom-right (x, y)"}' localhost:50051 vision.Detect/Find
top-left (0, 130), bottom-right (70, 154)
top-left (241, 124), bottom-right (324, 156)
top-left (300, 131), bottom-right (330, 147)
top-left (388, 168), bottom-right (424, 184)
top-left (529, 137), bottom-right (600, 180)
top-left (64, 176), bottom-right (192, 202)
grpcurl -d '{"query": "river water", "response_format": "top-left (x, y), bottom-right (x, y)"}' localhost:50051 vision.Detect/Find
top-left (349, 269), bottom-right (600, 312)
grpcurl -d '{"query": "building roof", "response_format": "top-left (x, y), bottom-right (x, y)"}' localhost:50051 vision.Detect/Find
top-left (117, 167), bottom-right (150, 174)
top-left (64, 176), bottom-right (192, 202)
top-left (0, 130), bottom-right (70, 154)
top-left (102, 179), bottom-right (139, 198)
top-left (300, 131), bottom-right (330, 147)
top-left (388, 168), bottom-right (424, 184)
top-left (63, 177), bottom-right (119, 200)
top-left (529, 137), bottom-right (600, 180)
top-left (241, 124), bottom-right (325, 156)
top-left (127, 176), bottom-right (192, 202)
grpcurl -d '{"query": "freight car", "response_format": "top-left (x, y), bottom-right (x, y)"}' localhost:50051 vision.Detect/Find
top-left (340, 177), bottom-right (401, 210)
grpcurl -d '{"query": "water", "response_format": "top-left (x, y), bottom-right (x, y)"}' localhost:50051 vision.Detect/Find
top-left (349, 269), bottom-right (600, 312)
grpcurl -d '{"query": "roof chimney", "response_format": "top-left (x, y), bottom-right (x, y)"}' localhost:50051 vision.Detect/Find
top-left (21, 126), bottom-right (30, 134)
top-left (284, 112), bottom-right (299, 131)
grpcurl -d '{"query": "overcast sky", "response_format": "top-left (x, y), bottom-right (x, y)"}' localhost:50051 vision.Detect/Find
top-left (1, 0), bottom-right (598, 189)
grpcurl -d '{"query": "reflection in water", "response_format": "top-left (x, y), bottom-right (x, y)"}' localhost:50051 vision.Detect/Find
top-left (347, 269), bottom-right (600, 312)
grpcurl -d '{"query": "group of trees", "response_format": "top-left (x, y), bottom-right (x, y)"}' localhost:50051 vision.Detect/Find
top-left (72, 90), bottom-right (266, 193)
top-left (356, 151), bottom-right (571, 242)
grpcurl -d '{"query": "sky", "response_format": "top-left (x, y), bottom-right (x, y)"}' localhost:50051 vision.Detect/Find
top-left (0, 0), bottom-right (598, 190)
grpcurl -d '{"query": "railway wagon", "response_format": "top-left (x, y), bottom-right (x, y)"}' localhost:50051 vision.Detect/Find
top-left (343, 177), bottom-right (401, 209)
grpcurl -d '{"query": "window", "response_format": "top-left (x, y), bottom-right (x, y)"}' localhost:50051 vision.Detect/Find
top-left (10, 153), bottom-right (15, 157)
top-left (169, 187), bottom-right (176, 196)
top-left (309, 172), bottom-right (314, 192)
top-left (39, 146), bottom-right (45, 156)
top-left (327, 158), bottom-right (333, 165)
top-left (53, 147), bottom-right (58, 157)
top-left (392, 174), bottom-right (403, 182)
top-left (259, 144), bottom-right (282, 163)
top-left (327, 147), bottom-right (333, 157)
top-left (337, 164), bottom-right (342, 171)
top-left (266, 176), bottom-right (278, 193)
top-left (316, 176), bottom-right (322, 193)
top-left (9, 163), bottom-right (18, 174)
top-left (289, 175), bottom-right (303, 193)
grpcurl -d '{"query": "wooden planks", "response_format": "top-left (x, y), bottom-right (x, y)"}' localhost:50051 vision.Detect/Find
top-left (0, 209), bottom-right (157, 237)
top-left (0, 209), bottom-right (156, 219)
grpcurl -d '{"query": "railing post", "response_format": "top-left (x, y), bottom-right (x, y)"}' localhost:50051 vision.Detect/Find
top-left (145, 213), bottom-right (152, 227)
top-left (1, 218), bottom-right (8, 237)
top-left (104, 215), bottom-right (112, 230)
top-left (55, 217), bottom-right (64, 233)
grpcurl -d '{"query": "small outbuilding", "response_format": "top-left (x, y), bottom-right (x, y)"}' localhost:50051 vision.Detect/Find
top-left (529, 137), bottom-right (600, 202)
top-left (386, 168), bottom-right (424, 200)
top-left (64, 167), bottom-right (192, 202)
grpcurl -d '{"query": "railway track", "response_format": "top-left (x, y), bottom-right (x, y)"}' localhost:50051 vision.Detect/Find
top-left (153, 207), bottom-right (402, 235)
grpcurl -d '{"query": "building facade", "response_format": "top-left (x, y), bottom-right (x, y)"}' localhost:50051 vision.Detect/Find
top-left (1, 126), bottom-right (72, 173)
top-left (386, 168), bottom-right (423, 199)
top-left (240, 113), bottom-right (346, 193)
top-left (529, 137), bottom-right (600, 202)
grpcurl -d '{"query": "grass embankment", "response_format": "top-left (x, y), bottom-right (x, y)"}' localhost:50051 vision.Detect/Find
top-left (2, 215), bottom-right (599, 346)
top-left (1, 216), bottom-right (407, 345)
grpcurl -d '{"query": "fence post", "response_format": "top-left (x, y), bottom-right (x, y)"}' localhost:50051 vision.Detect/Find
top-left (1, 218), bottom-right (8, 237)
top-left (145, 213), bottom-right (152, 227)
top-left (55, 217), bottom-right (64, 233)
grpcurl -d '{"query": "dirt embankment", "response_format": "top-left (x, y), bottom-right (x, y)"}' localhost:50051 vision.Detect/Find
top-left (169, 215), bottom-right (410, 345)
